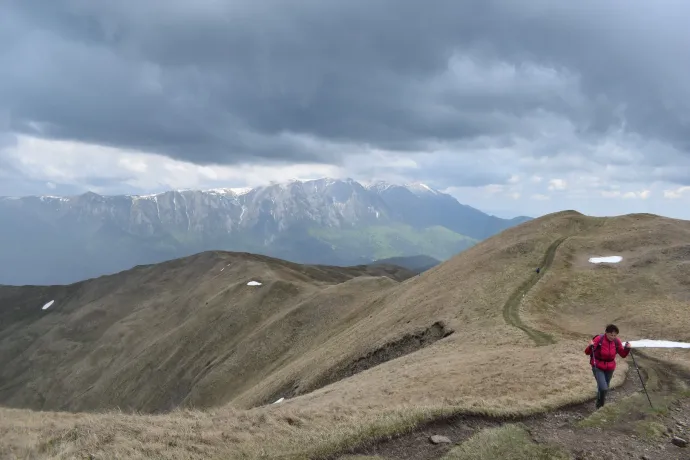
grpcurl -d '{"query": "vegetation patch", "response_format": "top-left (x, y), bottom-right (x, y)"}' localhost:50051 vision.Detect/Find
top-left (634, 420), bottom-right (667, 441)
top-left (575, 362), bottom-right (682, 429)
top-left (439, 423), bottom-right (570, 460)
top-left (308, 224), bottom-right (477, 261)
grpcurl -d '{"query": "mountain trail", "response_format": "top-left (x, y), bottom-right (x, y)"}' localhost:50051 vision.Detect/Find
top-left (501, 236), bottom-right (567, 346)
top-left (331, 357), bottom-right (690, 460)
top-left (328, 236), bottom-right (690, 460)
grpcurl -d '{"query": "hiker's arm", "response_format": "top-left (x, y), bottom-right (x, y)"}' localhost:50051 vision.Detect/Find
top-left (617, 339), bottom-right (631, 358)
top-left (584, 339), bottom-right (595, 355)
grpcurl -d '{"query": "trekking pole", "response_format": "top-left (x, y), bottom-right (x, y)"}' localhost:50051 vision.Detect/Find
top-left (629, 348), bottom-right (653, 409)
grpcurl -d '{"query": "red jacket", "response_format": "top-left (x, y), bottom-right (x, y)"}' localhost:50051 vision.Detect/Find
top-left (584, 334), bottom-right (630, 371)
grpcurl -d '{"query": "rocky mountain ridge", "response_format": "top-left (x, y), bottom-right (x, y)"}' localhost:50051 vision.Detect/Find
top-left (0, 178), bottom-right (531, 285)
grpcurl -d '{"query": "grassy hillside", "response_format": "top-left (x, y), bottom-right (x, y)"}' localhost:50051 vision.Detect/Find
top-left (2, 211), bottom-right (690, 459)
top-left (0, 253), bottom-right (415, 413)
top-left (370, 254), bottom-right (442, 273)
top-left (308, 224), bottom-right (477, 261)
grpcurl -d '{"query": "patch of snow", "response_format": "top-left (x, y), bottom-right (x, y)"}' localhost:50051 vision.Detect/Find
top-left (206, 187), bottom-right (253, 196)
top-left (154, 196), bottom-right (160, 220)
top-left (38, 196), bottom-right (70, 202)
top-left (42, 300), bottom-right (55, 310)
top-left (627, 339), bottom-right (690, 349)
top-left (302, 177), bottom-right (339, 190)
top-left (220, 267), bottom-right (225, 272)
top-left (405, 182), bottom-right (439, 195)
top-left (588, 256), bottom-right (623, 264)
top-left (247, 281), bottom-right (262, 286)
top-left (131, 193), bottom-right (162, 201)
top-left (181, 193), bottom-right (191, 231)
top-left (365, 180), bottom-right (395, 192)
top-left (231, 187), bottom-right (253, 196)
top-left (272, 397), bottom-right (284, 404)
top-left (205, 188), bottom-right (232, 196)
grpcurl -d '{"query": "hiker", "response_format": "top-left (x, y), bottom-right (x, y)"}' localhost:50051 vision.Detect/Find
top-left (585, 324), bottom-right (631, 409)
top-left (536, 267), bottom-right (540, 274)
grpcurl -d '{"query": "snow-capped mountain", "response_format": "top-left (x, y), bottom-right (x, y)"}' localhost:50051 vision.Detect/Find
top-left (366, 180), bottom-right (439, 197)
top-left (0, 178), bottom-right (531, 285)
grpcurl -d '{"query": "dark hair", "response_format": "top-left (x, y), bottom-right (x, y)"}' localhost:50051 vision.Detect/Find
top-left (605, 324), bottom-right (619, 334)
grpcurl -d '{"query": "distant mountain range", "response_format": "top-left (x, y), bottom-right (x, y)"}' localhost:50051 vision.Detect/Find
top-left (0, 178), bottom-right (531, 285)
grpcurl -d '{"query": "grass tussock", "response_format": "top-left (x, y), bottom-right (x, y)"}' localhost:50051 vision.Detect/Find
top-left (635, 420), bottom-right (668, 441)
top-left (439, 423), bottom-right (570, 460)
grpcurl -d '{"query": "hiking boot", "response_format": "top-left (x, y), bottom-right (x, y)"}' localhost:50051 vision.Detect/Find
top-left (599, 390), bottom-right (607, 408)
top-left (595, 390), bottom-right (607, 409)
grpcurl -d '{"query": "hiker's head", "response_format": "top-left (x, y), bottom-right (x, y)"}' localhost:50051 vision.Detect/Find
top-left (605, 323), bottom-right (619, 341)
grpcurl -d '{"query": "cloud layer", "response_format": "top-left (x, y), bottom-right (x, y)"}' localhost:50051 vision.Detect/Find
top-left (1, 0), bottom-right (690, 217)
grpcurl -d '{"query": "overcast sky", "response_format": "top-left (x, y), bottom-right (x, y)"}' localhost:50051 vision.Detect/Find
top-left (1, 0), bottom-right (690, 219)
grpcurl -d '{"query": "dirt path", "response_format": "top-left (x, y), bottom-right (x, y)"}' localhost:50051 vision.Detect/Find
top-left (334, 356), bottom-right (643, 460)
top-left (334, 355), bottom-right (690, 460)
top-left (328, 238), bottom-right (690, 459)
top-left (501, 236), bottom-right (567, 346)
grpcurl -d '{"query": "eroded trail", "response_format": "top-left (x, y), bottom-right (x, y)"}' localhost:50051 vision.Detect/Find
top-left (501, 237), bottom-right (567, 346)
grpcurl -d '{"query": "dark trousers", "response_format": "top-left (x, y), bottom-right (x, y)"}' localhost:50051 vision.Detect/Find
top-left (592, 366), bottom-right (614, 408)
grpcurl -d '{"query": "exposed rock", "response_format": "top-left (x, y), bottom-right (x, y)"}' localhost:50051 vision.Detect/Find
top-left (429, 435), bottom-right (452, 444)
top-left (671, 436), bottom-right (688, 447)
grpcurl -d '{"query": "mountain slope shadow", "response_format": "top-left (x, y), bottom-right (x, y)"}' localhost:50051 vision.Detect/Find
top-left (262, 320), bottom-right (455, 405)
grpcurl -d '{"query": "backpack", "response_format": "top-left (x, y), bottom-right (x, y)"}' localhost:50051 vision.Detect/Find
top-left (590, 334), bottom-right (606, 362)
top-left (591, 334), bottom-right (605, 351)
top-left (591, 334), bottom-right (621, 364)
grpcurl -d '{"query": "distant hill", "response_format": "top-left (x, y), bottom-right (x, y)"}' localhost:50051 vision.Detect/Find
top-left (0, 178), bottom-right (530, 285)
top-left (370, 254), bottom-right (442, 273)
top-left (0, 251), bottom-right (416, 413)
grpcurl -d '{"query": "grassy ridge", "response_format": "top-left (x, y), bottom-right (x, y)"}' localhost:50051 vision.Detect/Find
top-left (308, 224), bottom-right (477, 261)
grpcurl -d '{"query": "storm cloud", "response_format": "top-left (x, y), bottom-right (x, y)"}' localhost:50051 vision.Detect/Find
top-left (2, 0), bottom-right (689, 174)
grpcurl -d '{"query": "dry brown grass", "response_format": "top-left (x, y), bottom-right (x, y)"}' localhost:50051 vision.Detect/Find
top-left (522, 213), bottom-right (690, 371)
top-left (2, 210), bottom-right (690, 459)
top-left (0, 252), bottom-right (412, 413)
